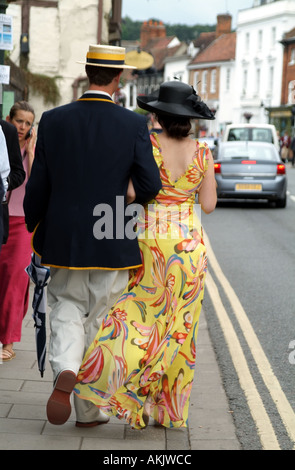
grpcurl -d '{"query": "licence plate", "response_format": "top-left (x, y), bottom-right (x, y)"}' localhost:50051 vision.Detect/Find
top-left (235, 184), bottom-right (262, 191)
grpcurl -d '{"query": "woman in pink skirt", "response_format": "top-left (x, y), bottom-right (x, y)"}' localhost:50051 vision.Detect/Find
top-left (0, 101), bottom-right (36, 362)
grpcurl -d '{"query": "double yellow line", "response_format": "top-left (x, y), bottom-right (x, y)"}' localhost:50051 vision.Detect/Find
top-left (204, 231), bottom-right (295, 451)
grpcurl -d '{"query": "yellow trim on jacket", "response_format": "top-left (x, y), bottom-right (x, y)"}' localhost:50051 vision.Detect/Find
top-left (77, 98), bottom-right (115, 103)
top-left (30, 224), bottom-right (142, 271)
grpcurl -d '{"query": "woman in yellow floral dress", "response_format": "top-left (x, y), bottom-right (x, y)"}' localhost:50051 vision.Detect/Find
top-left (74, 81), bottom-right (217, 429)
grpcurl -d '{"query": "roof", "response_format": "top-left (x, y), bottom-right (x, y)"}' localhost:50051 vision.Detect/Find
top-left (281, 27), bottom-right (295, 44)
top-left (190, 32), bottom-right (236, 66)
top-left (193, 32), bottom-right (216, 51)
top-left (144, 36), bottom-right (175, 50)
top-left (151, 43), bottom-right (187, 70)
top-left (143, 36), bottom-right (184, 71)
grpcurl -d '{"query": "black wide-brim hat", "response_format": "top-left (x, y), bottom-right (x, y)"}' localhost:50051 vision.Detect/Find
top-left (137, 81), bottom-right (215, 120)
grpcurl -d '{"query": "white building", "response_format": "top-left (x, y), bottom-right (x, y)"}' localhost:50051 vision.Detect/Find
top-left (188, 15), bottom-right (236, 137)
top-left (233, 0), bottom-right (295, 124)
top-left (7, 0), bottom-right (112, 123)
top-left (164, 44), bottom-right (196, 84)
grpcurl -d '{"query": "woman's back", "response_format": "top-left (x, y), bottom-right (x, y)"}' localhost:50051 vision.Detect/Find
top-left (150, 132), bottom-right (216, 215)
top-left (155, 133), bottom-right (199, 183)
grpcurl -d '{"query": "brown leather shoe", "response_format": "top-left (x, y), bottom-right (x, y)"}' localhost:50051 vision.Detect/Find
top-left (46, 370), bottom-right (77, 425)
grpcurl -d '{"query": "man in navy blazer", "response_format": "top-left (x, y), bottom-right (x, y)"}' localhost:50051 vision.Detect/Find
top-left (24, 44), bottom-right (162, 427)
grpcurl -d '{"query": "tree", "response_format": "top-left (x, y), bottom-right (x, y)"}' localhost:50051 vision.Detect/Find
top-left (121, 16), bottom-right (215, 42)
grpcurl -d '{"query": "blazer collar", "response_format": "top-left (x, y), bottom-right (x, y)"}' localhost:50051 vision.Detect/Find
top-left (78, 92), bottom-right (114, 103)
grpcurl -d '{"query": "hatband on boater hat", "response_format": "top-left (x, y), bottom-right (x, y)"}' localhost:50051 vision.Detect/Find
top-left (77, 44), bottom-right (137, 69)
top-left (137, 80), bottom-right (215, 120)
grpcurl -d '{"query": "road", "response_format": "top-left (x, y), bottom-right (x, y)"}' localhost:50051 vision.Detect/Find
top-left (201, 164), bottom-right (295, 450)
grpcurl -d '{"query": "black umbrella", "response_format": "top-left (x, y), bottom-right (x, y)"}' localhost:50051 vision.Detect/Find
top-left (26, 253), bottom-right (50, 377)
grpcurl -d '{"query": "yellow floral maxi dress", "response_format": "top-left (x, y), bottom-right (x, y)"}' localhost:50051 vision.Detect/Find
top-left (74, 134), bottom-right (209, 429)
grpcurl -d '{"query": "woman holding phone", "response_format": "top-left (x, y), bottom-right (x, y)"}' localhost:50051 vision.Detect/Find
top-left (0, 101), bottom-right (36, 362)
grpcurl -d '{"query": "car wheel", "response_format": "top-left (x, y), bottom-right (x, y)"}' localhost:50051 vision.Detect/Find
top-left (275, 195), bottom-right (287, 208)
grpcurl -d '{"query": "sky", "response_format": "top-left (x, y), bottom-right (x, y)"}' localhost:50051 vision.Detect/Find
top-left (122, 0), bottom-right (254, 27)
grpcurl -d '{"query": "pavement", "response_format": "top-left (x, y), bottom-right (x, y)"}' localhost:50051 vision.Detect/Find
top-left (0, 283), bottom-right (241, 451)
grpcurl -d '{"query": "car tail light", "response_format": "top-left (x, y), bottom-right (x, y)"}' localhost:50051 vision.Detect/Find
top-left (277, 164), bottom-right (286, 175)
top-left (214, 163), bottom-right (221, 173)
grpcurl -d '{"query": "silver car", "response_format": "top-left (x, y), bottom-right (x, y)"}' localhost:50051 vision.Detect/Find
top-left (214, 141), bottom-right (287, 208)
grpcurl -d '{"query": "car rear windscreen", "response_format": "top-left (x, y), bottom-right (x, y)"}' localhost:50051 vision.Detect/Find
top-left (221, 144), bottom-right (277, 161)
top-left (228, 128), bottom-right (274, 144)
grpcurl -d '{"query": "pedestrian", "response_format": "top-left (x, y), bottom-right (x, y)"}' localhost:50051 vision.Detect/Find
top-left (280, 131), bottom-right (291, 162)
top-left (73, 81), bottom-right (217, 430)
top-left (290, 136), bottom-right (295, 167)
top-left (0, 124), bottom-right (10, 204)
top-left (0, 102), bottom-right (36, 362)
top-left (0, 118), bottom-right (25, 245)
top-left (148, 113), bottom-right (162, 134)
top-left (0, 125), bottom-right (11, 254)
top-left (23, 44), bottom-right (162, 426)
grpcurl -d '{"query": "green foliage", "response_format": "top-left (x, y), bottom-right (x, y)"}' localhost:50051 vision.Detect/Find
top-left (166, 23), bottom-right (216, 42)
top-left (121, 16), bottom-right (216, 42)
top-left (133, 107), bottom-right (149, 116)
top-left (122, 16), bottom-right (143, 41)
top-left (24, 71), bottom-right (61, 106)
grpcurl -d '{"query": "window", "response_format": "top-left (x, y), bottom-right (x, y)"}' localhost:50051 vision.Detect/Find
top-left (290, 48), bottom-right (295, 65)
top-left (201, 71), bottom-right (208, 94)
top-left (226, 68), bottom-right (231, 92)
top-left (221, 144), bottom-right (276, 162)
top-left (242, 69), bottom-right (248, 95)
top-left (255, 68), bottom-right (261, 95)
top-left (271, 27), bottom-right (276, 48)
top-left (268, 66), bottom-right (274, 94)
top-left (258, 30), bottom-right (263, 51)
top-left (210, 69), bottom-right (216, 93)
top-left (226, 129), bottom-right (274, 146)
top-left (193, 71), bottom-right (199, 92)
top-left (245, 32), bottom-right (250, 53)
top-left (288, 80), bottom-right (295, 105)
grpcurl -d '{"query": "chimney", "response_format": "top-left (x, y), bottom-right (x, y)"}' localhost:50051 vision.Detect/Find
top-left (216, 14), bottom-right (232, 37)
top-left (140, 20), bottom-right (166, 48)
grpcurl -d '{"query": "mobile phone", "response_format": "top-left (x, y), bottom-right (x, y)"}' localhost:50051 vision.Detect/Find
top-left (25, 125), bottom-right (34, 140)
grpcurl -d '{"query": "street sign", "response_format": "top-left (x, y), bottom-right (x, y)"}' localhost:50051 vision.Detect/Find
top-left (0, 63), bottom-right (9, 83)
top-left (0, 14), bottom-right (13, 51)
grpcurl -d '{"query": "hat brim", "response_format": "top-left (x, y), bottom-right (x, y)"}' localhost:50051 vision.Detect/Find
top-left (77, 60), bottom-right (137, 70)
top-left (137, 94), bottom-right (215, 120)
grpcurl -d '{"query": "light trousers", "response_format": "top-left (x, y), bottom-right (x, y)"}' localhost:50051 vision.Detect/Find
top-left (47, 267), bottom-right (128, 422)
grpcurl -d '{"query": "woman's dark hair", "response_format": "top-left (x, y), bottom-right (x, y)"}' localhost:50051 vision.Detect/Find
top-left (157, 115), bottom-right (192, 139)
top-left (86, 65), bottom-right (123, 86)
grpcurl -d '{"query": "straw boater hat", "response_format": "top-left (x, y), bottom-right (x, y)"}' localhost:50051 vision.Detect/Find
top-left (77, 44), bottom-right (137, 69)
top-left (137, 81), bottom-right (215, 120)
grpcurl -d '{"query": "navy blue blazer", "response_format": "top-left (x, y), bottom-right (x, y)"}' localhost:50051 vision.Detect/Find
top-left (24, 92), bottom-right (162, 269)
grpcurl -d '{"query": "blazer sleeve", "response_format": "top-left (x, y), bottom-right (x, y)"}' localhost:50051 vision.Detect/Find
top-left (131, 119), bottom-right (162, 204)
top-left (1, 121), bottom-right (25, 191)
top-left (23, 116), bottom-right (50, 232)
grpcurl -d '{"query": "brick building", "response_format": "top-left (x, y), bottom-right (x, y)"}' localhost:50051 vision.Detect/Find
top-left (281, 28), bottom-right (295, 105)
